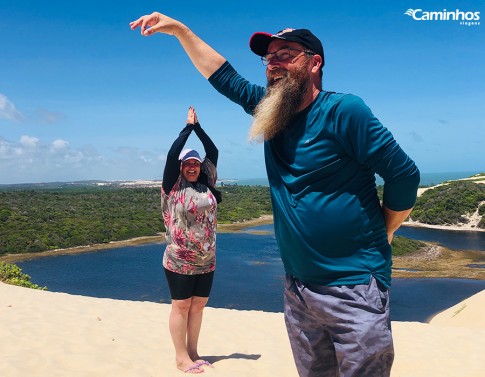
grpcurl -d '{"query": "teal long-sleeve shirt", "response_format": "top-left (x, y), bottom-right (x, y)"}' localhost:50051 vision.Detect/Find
top-left (209, 62), bottom-right (420, 287)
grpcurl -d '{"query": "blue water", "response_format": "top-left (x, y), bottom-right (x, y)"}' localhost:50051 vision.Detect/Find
top-left (252, 224), bottom-right (485, 252)
top-left (233, 171), bottom-right (483, 187)
top-left (377, 171), bottom-right (483, 186)
top-left (397, 225), bottom-right (485, 251)
top-left (17, 225), bottom-right (485, 323)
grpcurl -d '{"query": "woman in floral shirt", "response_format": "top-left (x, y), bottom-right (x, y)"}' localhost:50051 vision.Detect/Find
top-left (161, 106), bottom-right (221, 374)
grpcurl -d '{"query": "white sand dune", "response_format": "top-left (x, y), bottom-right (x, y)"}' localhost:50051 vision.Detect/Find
top-left (1, 283), bottom-right (484, 376)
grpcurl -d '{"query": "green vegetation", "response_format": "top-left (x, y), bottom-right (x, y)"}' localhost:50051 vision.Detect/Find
top-left (0, 262), bottom-right (47, 290)
top-left (2, 178), bottom-right (483, 257)
top-left (411, 181), bottom-right (485, 228)
top-left (391, 236), bottom-right (426, 256)
top-left (0, 185), bottom-right (271, 255)
top-left (0, 187), bottom-right (164, 255)
top-left (218, 185), bottom-right (272, 223)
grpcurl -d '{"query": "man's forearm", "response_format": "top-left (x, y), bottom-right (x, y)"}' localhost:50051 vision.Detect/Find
top-left (130, 12), bottom-right (226, 79)
top-left (172, 23), bottom-right (227, 79)
top-left (383, 206), bottom-right (413, 244)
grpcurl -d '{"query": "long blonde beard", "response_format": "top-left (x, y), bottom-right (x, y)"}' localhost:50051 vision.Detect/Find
top-left (249, 59), bottom-right (311, 142)
top-left (249, 83), bottom-right (288, 142)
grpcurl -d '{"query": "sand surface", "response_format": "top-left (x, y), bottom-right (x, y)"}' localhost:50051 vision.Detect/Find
top-left (1, 283), bottom-right (484, 377)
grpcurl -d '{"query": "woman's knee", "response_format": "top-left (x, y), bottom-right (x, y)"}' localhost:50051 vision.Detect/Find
top-left (171, 298), bottom-right (193, 314)
top-left (189, 296), bottom-right (209, 313)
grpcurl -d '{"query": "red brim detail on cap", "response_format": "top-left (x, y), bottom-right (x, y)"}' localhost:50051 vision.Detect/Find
top-left (249, 32), bottom-right (273, 56)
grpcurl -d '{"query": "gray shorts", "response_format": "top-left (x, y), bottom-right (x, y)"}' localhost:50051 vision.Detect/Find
top-left (284, 274), bottom-right (394, 377)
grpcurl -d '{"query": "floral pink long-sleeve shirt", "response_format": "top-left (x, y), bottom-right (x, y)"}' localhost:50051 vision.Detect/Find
top-left (161, 161), bottom-right (218, 275)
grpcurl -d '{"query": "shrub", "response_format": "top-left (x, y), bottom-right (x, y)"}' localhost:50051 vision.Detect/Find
top-left (0, 262), bottom-right (47, 290)
top-left (411, 181), bottom-right (485, 225)
top-left (391, 236), bottom-right (426, 256)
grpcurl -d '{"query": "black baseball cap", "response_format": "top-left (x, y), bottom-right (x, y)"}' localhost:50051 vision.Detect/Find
top-left (249, 28), bottom-right (325, 66)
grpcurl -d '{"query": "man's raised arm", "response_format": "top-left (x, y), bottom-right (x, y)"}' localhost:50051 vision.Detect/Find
top-left (130, 12), bottom-right (226, 79)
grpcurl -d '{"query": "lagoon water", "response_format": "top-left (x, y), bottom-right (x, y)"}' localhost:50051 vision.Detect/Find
top-left (17, 224), bottom-right (485, 323)
top-left (252, 224), bottom-right (485, 252)
top-left (236, 171), bottom-right (483, 187)
top-left (397, 225), bottom-right (485, 251)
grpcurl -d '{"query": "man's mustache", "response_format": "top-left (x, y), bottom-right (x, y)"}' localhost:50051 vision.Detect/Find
top-left (267, 70), bottom-right (289, 86)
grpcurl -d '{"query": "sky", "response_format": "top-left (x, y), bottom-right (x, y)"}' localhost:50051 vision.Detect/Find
top-left (1, 0), bottom-right (484, 184)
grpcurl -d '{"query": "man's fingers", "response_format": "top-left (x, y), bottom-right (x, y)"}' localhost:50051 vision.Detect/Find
top-left (130, 13), bottom-right (166, 36)
top-left (141, 19), bottom-right (149, 35)
top-left (129, 17), bottom-right (143, 30)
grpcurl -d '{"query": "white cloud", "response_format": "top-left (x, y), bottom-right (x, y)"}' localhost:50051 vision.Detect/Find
top-left (63, 150), bottom-right (85, 163)
top-left (0, 139), bottom-right (10, 157)
top-left (0, 93), bottom-right (65, 125)
top-left (51, 139), bottom-right (69, 151)
top-left (0, 135), bottom-right (167, 184)
top-left (0, 139), bottom-right (22, 160)
top-left (20, 135), bottom-right (39, 148)
top-left (0, 93), bottom-right (23, 121)
top-left (114, 146), bottom-right (160, 165)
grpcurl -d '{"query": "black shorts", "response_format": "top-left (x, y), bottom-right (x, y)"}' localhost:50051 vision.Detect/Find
top-left (164, 268), bottom-right (215, 300)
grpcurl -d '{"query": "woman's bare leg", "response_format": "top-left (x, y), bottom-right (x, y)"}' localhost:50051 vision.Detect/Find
top-left (186, 296), bottom-right (209, 362)
top-left (169, 298), bottom-right (204, 373)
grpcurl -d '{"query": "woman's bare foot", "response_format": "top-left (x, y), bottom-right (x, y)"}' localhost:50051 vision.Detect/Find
top-left (194, 360), bottom-right (213, 369)
top-left (177, 359), bottom-right (204, 374)
top-left (190, 354), bottom-right (213, 369)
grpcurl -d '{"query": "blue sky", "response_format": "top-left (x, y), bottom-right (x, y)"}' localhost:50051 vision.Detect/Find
top-left (1, 0), bottom-right (484, 184)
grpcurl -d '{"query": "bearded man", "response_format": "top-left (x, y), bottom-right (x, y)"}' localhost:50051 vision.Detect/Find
top-left (131, 12), bottom-right (420, 377)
